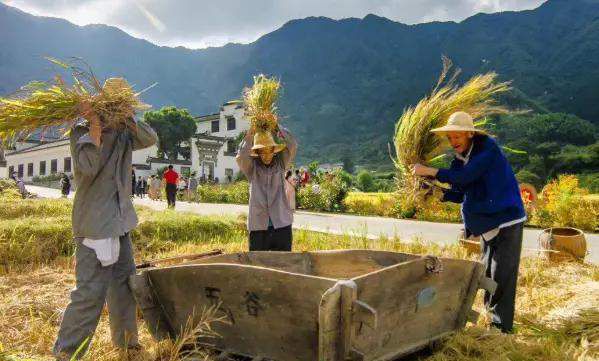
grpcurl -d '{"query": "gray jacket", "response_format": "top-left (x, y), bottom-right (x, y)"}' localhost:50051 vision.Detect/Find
top-left (236, 129), bottom-right (297, 231)
top-left (71, 121), bottom-right (158, 239)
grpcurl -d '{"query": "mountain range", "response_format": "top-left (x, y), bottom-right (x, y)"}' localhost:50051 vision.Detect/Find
top-left (1, 0), bottom-right (599, 166)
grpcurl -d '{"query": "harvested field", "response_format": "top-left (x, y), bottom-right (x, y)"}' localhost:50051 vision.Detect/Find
top-left (0, 196), bottom-right (597, 361)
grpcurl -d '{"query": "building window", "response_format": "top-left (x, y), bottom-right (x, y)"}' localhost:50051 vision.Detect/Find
top-left (50, 159), bottom-right (58, 174)
top-left (39, 161), bottom-right (46, 176)
top-left (64, 157), bottom-right (71, 173)
top-left (226, 140), bottom-right (236, 155)
top-left (211, 120), bottom-right (220, 133)
top-left (27, 163), bottom-right (33, 177)
top-left (8, 166), bottom-right (14, 177)
top-left (226, 116), bottom-right (236, 131)
top-left (18, 164), bottom-right (24, 178)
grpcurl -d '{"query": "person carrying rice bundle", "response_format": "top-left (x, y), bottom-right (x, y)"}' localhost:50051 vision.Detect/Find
top-left (47, 77), bottom-right (158, 360)
top-left (412, 111), bottom-right (525, 333)
top-left (236, 74), bottom-right (297, 251)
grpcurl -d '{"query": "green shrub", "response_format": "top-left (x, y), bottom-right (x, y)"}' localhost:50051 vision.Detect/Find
top-left (356, 170), bottom-right (375, 192)
top-left (531, 175), bottom-right (599, 231)
top-left (298, 172), bottom-right (348, 212)
top-left (577, 172), bottom-right (599, 193)
top-left (196, 181), bottom-right (249, 204)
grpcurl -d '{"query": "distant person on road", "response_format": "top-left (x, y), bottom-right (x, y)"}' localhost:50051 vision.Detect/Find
top-left (187, 173), bottom-right (198, 201)
top-left (131, 168), bottom-right (136, 198)
top-left (60, 173), bottom-right (71, 198)
top-left (237, 127), bottom-right (297, 251)
top-left (413, 111), bottom-right (525, 334)
top-left (163, 165), bottom-right (179, 208)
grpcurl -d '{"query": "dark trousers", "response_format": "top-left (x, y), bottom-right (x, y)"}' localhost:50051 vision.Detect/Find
top-left (249, 225), bottom-right (292, 251)
top-left (165, 183), bottom-right (177, 208)
top-left (481, 222), bottom-right (524, 333)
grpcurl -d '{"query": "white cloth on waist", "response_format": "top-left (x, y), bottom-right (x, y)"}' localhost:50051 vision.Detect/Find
top-left (82, 237), bottom-right (120, 267)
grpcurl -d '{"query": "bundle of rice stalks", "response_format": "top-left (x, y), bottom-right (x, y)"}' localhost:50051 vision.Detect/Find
top-left (392, 57), bottom-right (511, 204)
top-left (243, 74), bottom-right (281, 133)
top-left (0, 58), bottom-right (151, 145)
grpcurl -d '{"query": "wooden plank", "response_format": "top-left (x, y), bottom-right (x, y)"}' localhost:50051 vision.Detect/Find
top-left (147, 263), bottom-right (337, 361)
top-left (340, 280), bottom-right (358, 360)
top-left (185, 251), bottom-right (312, 275)
top-left (128, 272), bottom-right (174, 340)
top-left (350, 257), bottom-right (480, 360)
top-left (455, 262), bottom-right (485, 328)
top-left (319, 283), bottom-right (342, 361)
top-left (309, 250), bottom-right (419, 279)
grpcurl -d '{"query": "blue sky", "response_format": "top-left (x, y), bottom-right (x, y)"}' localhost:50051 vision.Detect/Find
top-left (2, 0), bottom-right (546, 49)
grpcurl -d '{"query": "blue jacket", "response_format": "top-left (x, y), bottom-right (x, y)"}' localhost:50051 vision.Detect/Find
top-left (436, 135), bottom-right (525, 236)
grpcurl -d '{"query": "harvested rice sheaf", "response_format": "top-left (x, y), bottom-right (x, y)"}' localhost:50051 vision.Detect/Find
top-left (243, 74), bottom-right (281, 133)
top-left (0, 58), bottom-right (151, 143)
top-left (392, 57), bottom-right (512, 206)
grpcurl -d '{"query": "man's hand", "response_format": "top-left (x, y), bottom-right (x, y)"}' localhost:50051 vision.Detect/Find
top-left (79, 100), bottom-right (102, 147)
top-left (412, 163), bottom-right (439, 178)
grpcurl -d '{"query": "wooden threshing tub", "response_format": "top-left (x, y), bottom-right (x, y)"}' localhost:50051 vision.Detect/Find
top-left (130, 250), bottom-right (495, 361)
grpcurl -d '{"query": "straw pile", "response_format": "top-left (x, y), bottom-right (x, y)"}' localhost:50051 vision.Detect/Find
top-left (243, 74), bottom-right (281, 133)
top-left (0, 58), bottom-right (150, 144)
top-left (392, 57), bottom-right (511, 203)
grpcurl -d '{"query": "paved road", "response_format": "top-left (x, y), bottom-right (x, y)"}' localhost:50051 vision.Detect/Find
top-left (27, 185), bottom-right (599, 265)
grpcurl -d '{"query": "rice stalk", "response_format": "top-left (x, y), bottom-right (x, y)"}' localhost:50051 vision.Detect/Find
top-left (392, 56), bottom-right (511, 207)
top-left (0, 57), bottom-right (151, 143)
top-left (243, 74), bottom-right (280, 133)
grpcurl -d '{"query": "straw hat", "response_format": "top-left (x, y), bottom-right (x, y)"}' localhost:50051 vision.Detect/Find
top-left (103, 77), bottom-right (132, 94)
top-left (431, 111), bottom-right (486, 135)
top-left (250, 131), bottom-right (286, 157)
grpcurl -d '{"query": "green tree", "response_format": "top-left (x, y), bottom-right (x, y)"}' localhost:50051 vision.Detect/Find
top-left (356, 170), bottom-right (375, 192)
top-left (342, 156), bottom-right (355, 174)
top-left (143, 106), bottom-right (196, 160)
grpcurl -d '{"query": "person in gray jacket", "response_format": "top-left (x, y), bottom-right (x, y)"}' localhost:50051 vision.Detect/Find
top-left (236, 127), bottom-right (297, 251)
top-left (53, 93), bottom-right (158, 360)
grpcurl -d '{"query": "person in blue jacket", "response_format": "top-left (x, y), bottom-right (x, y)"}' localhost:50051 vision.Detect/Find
top-left (413, 111), bottom-right (526, 333)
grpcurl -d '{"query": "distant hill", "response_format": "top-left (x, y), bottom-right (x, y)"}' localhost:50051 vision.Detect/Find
top-left (1, 0), bottom-right (598, 165)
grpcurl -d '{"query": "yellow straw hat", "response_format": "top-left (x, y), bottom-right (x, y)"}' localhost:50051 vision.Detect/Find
top-left (431, 111), bottom-right (486, 135)
top-left (250, 131), bottom-right (286, 157)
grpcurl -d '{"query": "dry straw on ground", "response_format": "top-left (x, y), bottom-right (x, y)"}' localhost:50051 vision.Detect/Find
top-left (0, 58), bottom-right (150, 143)
top-left (0, 194), bottom-right (597, 360)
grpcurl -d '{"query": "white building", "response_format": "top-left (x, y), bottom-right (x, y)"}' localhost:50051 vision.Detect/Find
top-left (0, 100), bottom-right (249, 184)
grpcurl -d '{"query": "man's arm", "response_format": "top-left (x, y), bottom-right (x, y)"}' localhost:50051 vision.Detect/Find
top-left (435, 146), bottom-right (498, 187)
top-left (131, 120), bottom-right (159, 151)
top-left (279, 128), bottom-right (297, 170)
top-left (70, 126), bottom-right (102, 178)
top-left (236, 130), bottom-right (254, 178)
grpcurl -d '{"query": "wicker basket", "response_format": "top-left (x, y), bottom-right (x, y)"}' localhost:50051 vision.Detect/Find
top-left (538, 227), bottom-right (587, 262)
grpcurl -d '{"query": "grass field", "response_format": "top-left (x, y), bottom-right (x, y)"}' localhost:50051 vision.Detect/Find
top-left (0, 195), bottom-right (597, 361)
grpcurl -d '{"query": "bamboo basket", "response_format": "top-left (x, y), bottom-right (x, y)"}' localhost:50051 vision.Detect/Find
top-left (538, 227), bottom-right (587, 262)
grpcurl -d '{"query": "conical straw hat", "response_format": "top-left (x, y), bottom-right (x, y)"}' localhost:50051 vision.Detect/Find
top-left (250, 131), bottom-right (286, 157)
top-left (103, 77), bottom-right (132, 94)
top-left (431, 111), bottom-right (486, 135)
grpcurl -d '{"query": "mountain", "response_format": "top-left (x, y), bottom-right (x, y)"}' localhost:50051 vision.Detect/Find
top-left (1, 0), bottom-right (599, 166)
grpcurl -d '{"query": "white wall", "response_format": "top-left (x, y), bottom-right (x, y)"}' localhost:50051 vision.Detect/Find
top-left (5, 141), bottom-right (71, 182)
